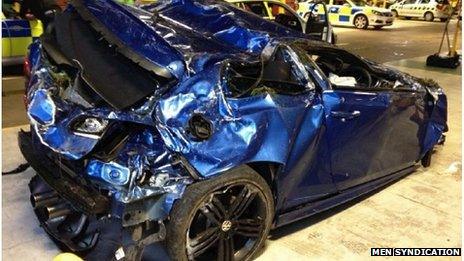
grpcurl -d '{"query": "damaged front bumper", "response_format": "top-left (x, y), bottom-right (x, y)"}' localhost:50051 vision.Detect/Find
top-left (19, 129), bottom-right (180, 256)
top-left (21, 130), bottom-right (108, 252)
top-left (19, 0), bottom-right (448, 259)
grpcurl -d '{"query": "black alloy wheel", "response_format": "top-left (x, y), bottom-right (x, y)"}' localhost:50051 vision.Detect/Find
top-left (166, 166), bottom-right (274, 261)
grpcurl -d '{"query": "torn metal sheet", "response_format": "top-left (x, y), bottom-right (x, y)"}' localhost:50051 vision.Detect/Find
top-left (26, 0), bottom-right (447, 202)
top-left (20, 0), bottom-right (447, 257)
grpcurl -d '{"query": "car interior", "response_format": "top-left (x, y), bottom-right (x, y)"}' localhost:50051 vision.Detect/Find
top-left (304, 3), bottom-right (329, 39)
top-left (302, 46), bottom-right (398, 90)
top-left (226, 43), bottom-right (402, 96)
top-left (243, 2), bottom-right (303, 32)
top-left (269, 3), bottom-right (303, 32)
top-left (225, 46), bottom-right (313, 97)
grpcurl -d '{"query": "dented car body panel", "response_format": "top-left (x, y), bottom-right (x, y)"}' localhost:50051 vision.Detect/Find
top-left (20, 0), bottom-right (447, 254)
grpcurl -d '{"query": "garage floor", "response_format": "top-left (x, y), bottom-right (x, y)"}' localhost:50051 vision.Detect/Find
top-left (2, 18), bottom-right (462, 260)
top-left (2, 54), bottom-right (461, 260)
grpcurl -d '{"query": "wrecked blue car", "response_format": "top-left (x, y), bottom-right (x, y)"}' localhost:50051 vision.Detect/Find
top-left (19, 0), bottom-right (447, 260)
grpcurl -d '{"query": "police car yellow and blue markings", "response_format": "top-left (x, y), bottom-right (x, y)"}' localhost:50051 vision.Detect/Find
top-left (300, 4), bottom-right (363, 22)
top-left (326, 6), bottom-right (364, 22)
top-left (2, 15), bottom-right (43, 60)
top-left (299, 3), bottom-right (391, 27)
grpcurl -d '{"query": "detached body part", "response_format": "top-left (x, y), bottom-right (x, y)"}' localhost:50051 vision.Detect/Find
top-left (20, 0), bottom-right (447, 260)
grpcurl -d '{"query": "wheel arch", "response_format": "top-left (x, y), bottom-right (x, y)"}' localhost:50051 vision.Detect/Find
top-left (353, 12), bottom-right (368, 19)
top-left (184, 161), bottom-right (282, 215)
top-left (353, 13), bottom-right (369, 27)
top-left (247, 161), bottom-right (282, 222)
top-left (246, 161), bottom-right (282, 196)
top-left (424, 10), bottom-right (434, 19)
top-left (350, 11), bottom-right (366, 21)
top-left (194, 161), bottom-right (282, 201)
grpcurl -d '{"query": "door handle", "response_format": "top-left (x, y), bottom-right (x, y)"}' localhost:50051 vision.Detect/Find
top-left (331, 110), bottom-right (361, 120)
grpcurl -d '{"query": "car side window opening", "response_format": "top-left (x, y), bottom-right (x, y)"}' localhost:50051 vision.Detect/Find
top-left (266, 2), bottom-right (303, 32)
top-left (304, 52), bottom-right (371, 89)
top-left (224, 46), bottom-right (315, 98)
top-left (419, 0), bottom-right (430, 4)
top-left (243, 2), bottom-right (269, 17)
top-left (296, 44), bottom-right (418, 91)
top-left (267, 2), bottom-right (293, 17)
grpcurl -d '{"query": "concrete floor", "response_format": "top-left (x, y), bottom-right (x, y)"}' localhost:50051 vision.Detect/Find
top-left (334, 18), bottom-right (461, 63)
top-left (2, 19), bottom-right (462, 260)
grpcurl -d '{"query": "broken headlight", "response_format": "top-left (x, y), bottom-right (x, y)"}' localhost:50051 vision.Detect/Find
top-left (72, 117), bottom-right (109, 138)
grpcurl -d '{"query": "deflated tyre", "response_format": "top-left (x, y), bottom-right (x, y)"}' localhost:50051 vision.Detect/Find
top-left (166, 166), bottom-right (274, 261)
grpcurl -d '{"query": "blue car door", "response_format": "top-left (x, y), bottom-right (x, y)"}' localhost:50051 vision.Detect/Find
top-left (323, 87), bottom-right (428, 191)
top-left (216, 45), bottom-right (339, 212)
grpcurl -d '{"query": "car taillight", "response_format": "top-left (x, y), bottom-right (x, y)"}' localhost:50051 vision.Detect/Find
top-left (23, 56), bottom-right (31, 108)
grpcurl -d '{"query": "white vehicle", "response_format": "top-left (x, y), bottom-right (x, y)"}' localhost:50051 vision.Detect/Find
top-left (389, 0), bottom-right (451, 22)
top-left (229, 0), bottom-right (336, 43)
top-left (298, 0), bottom-right (394, 29)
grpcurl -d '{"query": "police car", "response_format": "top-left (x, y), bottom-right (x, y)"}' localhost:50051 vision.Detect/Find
top-left (2, 12), bottom-right (43, 66)
top-left (228, 0), bottom-right (336, 43)
top-left (298, 0), bottom-right (394, 29)
top-left (389, 0), bottom-right (450, 22)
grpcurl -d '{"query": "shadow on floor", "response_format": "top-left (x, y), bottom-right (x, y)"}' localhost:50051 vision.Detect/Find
top-left (268, 172), bottom-right (412, 240)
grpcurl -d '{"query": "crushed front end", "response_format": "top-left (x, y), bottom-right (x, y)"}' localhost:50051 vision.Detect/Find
top-left (20, 0), bottom-right (306, 257)
top-left (20, 3), bottom-right (198, 259)
top-left (20, 51), bottom-right (194, 256)
top-left (21, 124), bottom-right (190, 258)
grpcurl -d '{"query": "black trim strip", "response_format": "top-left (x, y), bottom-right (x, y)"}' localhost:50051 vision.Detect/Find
top-left (18, 130), bottom-right (110, 214)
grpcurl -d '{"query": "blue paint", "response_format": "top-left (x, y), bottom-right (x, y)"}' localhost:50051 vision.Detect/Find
top-left (87, 160), bottom-right (131, 186)
top-left (339, 15), bottom-right (350, 22)
top-left (322, 89), bottom-right (428, 191)
top-left (27, 89), bottom-right (55, 125)
top-left (23, 0), bottom-right (448, 226)
top-left (422, 92), bottom-right (447, 154)
top-left (2, 19), bottom-right (31, 38)
top-left (351, 8), bottom-right (362, 14)
top-left (79, 0), bottom-right (308, 79)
